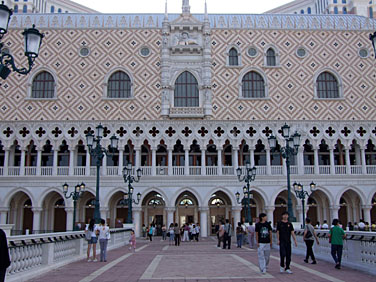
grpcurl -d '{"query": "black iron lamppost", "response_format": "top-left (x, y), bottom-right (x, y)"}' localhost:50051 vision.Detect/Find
top-left (0, 1), bottom-right (44, 80)
top-left (293, 182), bottom-right (317, 228)
top-left (268, 123), bottom-right (301, 222)
top-left (122, 163), bottom-right (142, 224)
top-left (63, 182), bottom-right (86, 231)
top-left (369, 32), bottom-right (376, 59)
top-left (86, 124), bottom-right (119, 224)
top-left (235, 162), bottom-right (256, 223)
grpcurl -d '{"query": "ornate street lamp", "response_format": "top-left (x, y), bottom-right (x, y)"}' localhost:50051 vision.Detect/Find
top-left (268, 123), bottom-right (300, 222)
top-left (122, 163), bottom-right (142, 223)
top-left (86, 124), bottom-right (119, 224)
top-left (369, 32), bottom-right (376, 59)
top-left (0, 1), bottom-right (44, 80)
top-left (293, 182), bottom-right (316, 228)
top-left (235, 161), bottom-right (256, 223)
top-left (63, 182), bottom-right (86, 231)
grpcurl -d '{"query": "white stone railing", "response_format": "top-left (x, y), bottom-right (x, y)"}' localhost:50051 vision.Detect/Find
top-left (319, 165), bottom-right (331, 174)
top-left (222, 166), bottom-right (234, 175)
top-left (6, 227), bottom-right (132, 282)
top-left (173, 166), bottom-right (185, 176)
top-left (273, 230), bottom-right (376, 276)
top-left (304, 165), bottom-right (315, 174)
top-left (367, 165), bottom-right (376, 174)
top-left (189, 166), bottom-right (201, 175)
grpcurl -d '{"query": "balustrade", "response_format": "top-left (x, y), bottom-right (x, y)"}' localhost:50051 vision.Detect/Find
top-left (8, 167), bottom-right (20, 176)
top-left (335, 165), bottom-right (347, 175)
top-left (189, 166), bottom-right (201, 175)
top-left (367, 165), bottom-right (376, 174)
top-left (350, 165), bottom-right (362, 175)
top-left (156, 166), bottom-right (168, 176)
top-left (73, 167), bottom-right (86, 176)
top-left (304, 166), bottom-right (314, 175)
top-left (24, 167), bottom-right (37, 176)
top-left (140, 166), bottom-right (152, 176)
top-left (106, 166), bottom-right (118, 176)
top-left (319, 165), bottom-right (331, 175)
top-left (41, 167), bottom-right (53, 176)
top-left (222, 166), bottom-right (234, 175)
top-left (172, 166), bottom-right (185, 176)
top-left (206, 166), bottom-right (218, 176)
top-left (57, 167), bottom-right (69, 176)
top-left (271, 166), bottom-right (283, 175)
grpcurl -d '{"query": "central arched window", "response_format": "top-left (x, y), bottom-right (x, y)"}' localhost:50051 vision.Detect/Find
top-left (107, 71), bottom-right (132, 98)
top-left (266, 48), bottom-right (276, 66)
top-left (316, 71), bottom-right (340, 99)
top-left (242, 71), bottom-right (265, 98)
top-left (31, 71), bottom-right (55, 98)
top-left (174, 71), bottom-right (199, 107)
top-left (229, 48), bottom-right (239, 66)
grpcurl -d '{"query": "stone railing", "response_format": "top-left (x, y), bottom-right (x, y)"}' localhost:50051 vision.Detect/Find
top-left (5, 227), bottom-right (132, 282)
top-left (273, 230), bottom-right (376, 276)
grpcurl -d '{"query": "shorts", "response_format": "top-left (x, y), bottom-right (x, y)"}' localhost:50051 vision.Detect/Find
top-left (88, 237), bottom-right (98, 244)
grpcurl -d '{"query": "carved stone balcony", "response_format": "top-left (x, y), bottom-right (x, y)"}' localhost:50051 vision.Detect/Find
top-left (169, 107), bottom-right (204, 118)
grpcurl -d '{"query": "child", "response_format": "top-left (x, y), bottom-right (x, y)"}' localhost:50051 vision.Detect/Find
top-left (129, 230), bottom-right (136, 252)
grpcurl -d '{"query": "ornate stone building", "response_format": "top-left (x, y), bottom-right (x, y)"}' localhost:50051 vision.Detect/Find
top-left (0, 0), bottom-right (375, 237)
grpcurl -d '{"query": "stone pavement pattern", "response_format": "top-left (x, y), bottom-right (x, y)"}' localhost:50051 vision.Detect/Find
top-left (28, 237), bottom-right (375, 282)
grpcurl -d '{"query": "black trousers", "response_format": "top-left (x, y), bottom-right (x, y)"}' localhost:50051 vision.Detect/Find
top-left (0, 269), bottom-right (6, 282)
top-left (174, 234), bottom-right (180, 246)
top-left (305, 240), bottom-right (316, 261)
top-left (223, 233), bottom-right (231, 249)
top-left (280, 241), bottom-right (292, 269)
top-left (148, 234), bottom-right (153, 241)
top-left (331, 244), bottom-right (343, 265)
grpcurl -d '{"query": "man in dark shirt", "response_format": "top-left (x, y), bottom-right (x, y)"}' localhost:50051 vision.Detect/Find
top-left (255, 213), bottom-right (272, 274)
top-left (0, 228), bottom-right (11, 282)
top-left (277, 211), bottom-right (297, 274)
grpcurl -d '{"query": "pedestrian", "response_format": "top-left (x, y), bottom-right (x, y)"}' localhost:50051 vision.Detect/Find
top-left (168, 223), bottom-right (175, 245)
top-left (195, 223), bottom-right (200, 241)
top-left (329, 219), bottom-right (346, 269)
top-left (161, 225), bottom-right (167, 241)
top-left (98, 219), bottom-right (110, 262)
top-left (174, 223), bottom-right (181, 246)
top-left (241, 221), bottom-right (248, 245)
top-left (0, 228), bottom-right (11, 282)
top-left (347, 222), bottom-right (354, 231)
top-left (142, 224), bottom-right (146, 238)
top-left (85, 219), bottom-right (99, 262)
top-left (217, 220), bottom-right (225, 248)
top-left (322, 220), bottom-right (329, 229)
top-left (303, 218), bottom-right (319, 264)
top-left (247, 223), bottom-right (255, 248)
top-left (148, 224), bottom-right (154, 241)
top-left (276, 211), bottom-right (297, 274)
top-left (236, 222), bottom-right (244, 248)
top-left (358, 220), bottom-right (365, 231)
top-left (223, 219), bottom-right (232, 249)
top-left (182, 224), bottom-right (190, 242)
top-left (191, 224), bottom-right (197, 242)
top-left (129, 230), bottom-right (136, 252)
top-left (255, 213), bottom-right (272, 274)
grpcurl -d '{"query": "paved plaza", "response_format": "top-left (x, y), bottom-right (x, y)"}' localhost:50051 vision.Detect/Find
top-left (28, 238), bottom-right (375, 282)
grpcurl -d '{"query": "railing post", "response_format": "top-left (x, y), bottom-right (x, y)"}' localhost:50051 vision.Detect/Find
top-left (41, 242), bottom-right (55, 265)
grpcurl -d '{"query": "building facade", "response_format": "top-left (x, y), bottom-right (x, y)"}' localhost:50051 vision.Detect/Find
top-left (0, 0), bottom-right (375, 237)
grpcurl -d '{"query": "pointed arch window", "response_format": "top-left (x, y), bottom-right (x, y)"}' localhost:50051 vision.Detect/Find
top-left (31, 71), bottom-right (55, 99)
top-left (174, 71), bottom-right (199, 107)
top-left (229, 48), bottom-right (239, 66)
top-left (266, 48), bottom-right (276, 66)
top-left (107, 71), bottom-right (132, 98)
top-left (241, 71), bottom-right (265, 98)
top-left (23, 5), bottom-right (27, 13)
top-left (316, 71), bottom-right (340, 99)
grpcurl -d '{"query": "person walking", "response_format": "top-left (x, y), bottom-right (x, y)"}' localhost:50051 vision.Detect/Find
top-left (129, 230), bottom-right (136, 252)
top-left (255, 213), bottom-right (272, 274)
top-left (161, 225), bottom-right (167, 241)
top-left (148, 224), bottom-right (154, 242)
top-left (174, 223), bottom-right (181, 246)
top-left (195, 223), bottom-right (200, 241)
top-left (223, 219), bottom-right (232, 249)
top-left (168, 223), bottom-right (175, 246)
top-left (303, 218), bottom-right (319, 264)
top-left (142, 224), bottom-right (146, 238)
top-left (329, 219), bottom-right (346, 269)
top-left (247, 223), bottom-right (255, 249)
top-left (85, 219), bottom-right (99, 262)
top-left (236, 222), bottom-right (244, 248)
top-left (277, 211), bottom-right (298, 274)
top-left (191, 224), bottom-right (197, 242)
top-left (98, 219), bottom-right (110, 262)
top-left (217, 221), bottom-right (225, 248)
top-left (0, 228), bottom-right (11, 282)
top-left (182, 224), bottom-right (190, 242)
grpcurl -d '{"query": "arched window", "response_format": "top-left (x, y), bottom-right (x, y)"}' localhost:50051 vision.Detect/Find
top-left (58, 8), bottom-right (62, 13)
top-left (301, 9), bottom-right (304, 14)
top-left (22, 5), bottom-right (27, 13)
top-left (342, 0), bottom-right (346, 3)
top-left (174, 71), bottom-right (199, 107)
top-left (14, 5), bottom-right (18, 13)
top-left (343, 7), bottom-right (347, 14)
top-left (242, 71), bottom-right (265, 98)
top-left (316, 71), bottom-right (340, 99)
top-left (370, 7), bottom-right (374, 19)
top-left (50, 5), bottom-right (55, 13)
top-left (228, 48), bottom-right (239, 66)
top-left (107, 71), bottom-right (131, 98)
top-left (31, 71), bottom-right (55, 98)
top-left (266, 48), bottom-right (276, 66)
top-left (334, 6), bottom-right (338, 14)
top-left (308, 7), bottom-right (312, 14)
top-left (333, 0), bottom-right (337, 3)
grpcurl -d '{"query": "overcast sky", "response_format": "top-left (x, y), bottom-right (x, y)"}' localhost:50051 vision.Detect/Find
top-left (72, 0), bottom-right (293, 14)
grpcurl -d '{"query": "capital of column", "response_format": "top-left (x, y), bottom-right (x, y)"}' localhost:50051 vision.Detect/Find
top-left (133, 207), bottom-right (143, 212)
top-left (0, 207), bottom-right (10, 213)
top-left (199, 207), bottom-right (209, 212)
top-left (232, 206), bottom-right (242, 212)
top-left (32, 207), bottom-right (43, 213)
top-left (265, 206), bottom-right (275, 212)
top-left (329, 205), bottom-right (340, 211)
top-left (165, 207), bottom-right (176, 212)
top-left (100, 207), bottom-right (109, 212)
top-left (361, 205), bottom-right (373, 210)
top-left (65, 207), bottom-right (74, 213)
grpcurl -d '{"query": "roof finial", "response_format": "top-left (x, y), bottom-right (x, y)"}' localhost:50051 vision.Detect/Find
top-left (164, 0), bottom-right (168, 20)
top-left (205, 0), bottom-right (208, 20)
top-left (182, 0), bottom-right (190, 15)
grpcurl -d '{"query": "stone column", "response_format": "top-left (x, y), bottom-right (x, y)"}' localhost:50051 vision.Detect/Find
top-left (52, 148), bottom-right (58, 176)
top-left (166, 207), bottom-right (175, 227)
top-left (201, 149), bottom-right (206, 176)
top-left (233, 207), bottom-right (242, 228)
top-left (266, 148), bottom-right (271, 175)
top-left (184, 149), bottom-right (189, 176)
top-left (85, 149), bottom-right (91, 176)
top-left (217, 148), bottom-right (222, 176)
top-left (265, 206), bottom-right (275, 226)
top-left (330, 205), bottom-right (340, 221)
top-left (135, 148), bottom-right (141, 169)
top-left (133, 207), bottom-right (142, 237)
top-left (345, 147), bottom-right (351, 175)
top-left (282, 158), bottom-right (287, 176)
top-left (65, 207), bottom-right (74, 232)
top-left (118, 148), bottom-right (124, 176)
top-left (3, 148), bottom-right (9, 176)
top-left (20, 147), bottom-right (26, 176)
top-left (100, 207), bottom-right (109, 222)
top-left (329, 147), bottom-right (335, 175)
top-left (360, 147), bottom-right (367, 174)
top-left (296, 204), bottom-right (303, 227)
top-left (249, 147), bottom-right (255, 168)
top-left (32, 207), bottom-right (43, 233)
top-left (233, 148), bottom-right (239, 175)
top-left (199, 207), bottom-right (209, 237)
top-left (151, 148), bottom-right (157, 176)
top-left (168, 148), bottom-right (173, 176)
top-left (36, 147), bottom-right (42, 176)
top-left (0, 208), bottom-right (9, 224)
top-left (314, 147), bottom-right (319, 175)
top-left (102, 153), bottom-right (107, 176)
top-left (298, 147), bottom-right (304, 175)
top-left (362, 205), bottom-right (372, 225)
top-left (68, 149), bottom-right (75, 176)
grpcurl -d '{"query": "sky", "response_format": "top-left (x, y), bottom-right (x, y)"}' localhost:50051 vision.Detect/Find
top-left (72, 0), bottom-right (294, 14)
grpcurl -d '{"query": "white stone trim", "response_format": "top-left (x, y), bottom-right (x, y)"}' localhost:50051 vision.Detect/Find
top-left (263, 44), bottom-right (280, 67)
top-left (225, 44), bottom-right (242, 67)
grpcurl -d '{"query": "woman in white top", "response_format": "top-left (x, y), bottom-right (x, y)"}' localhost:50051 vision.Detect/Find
top-left (85, 219), bottom-right (99, 262)
top-left (98, 219), bottom-right (110, 262)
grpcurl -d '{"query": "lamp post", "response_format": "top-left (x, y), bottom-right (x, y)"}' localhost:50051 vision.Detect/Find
top-left (0, 1), bottom-right (44, 80)
top-left (369, 32), bottom-right (376, 59)
top-left (293, 182), bottom-right (316, 228)
top-left (86, 124), bottom-right (119, 223)
top-left (63, 182), bottom-right (85, 231)
top-left (268, 123), bottom-right (301, 222)
top-left (235, 162), bottom-right (256, 223)
top-left (122, 163), bottom-right (142, 224)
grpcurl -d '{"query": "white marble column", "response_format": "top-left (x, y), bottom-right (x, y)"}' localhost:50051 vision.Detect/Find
top-left (362, 205), bottom-right (372, 224)
top-left (298, 147), bottom-right (304, 175)
top-left (360, 147), bottom-right (367, 174)
top-left (168, 148), bottom-right (173, 176)
top-left (102, 153), bottom-right (107, 176)
top-left (217, 148), bottom-right (222, 176)
top-left (265, 206), bottom-right (275, 226)
top-left (233, 207), bottom-right (242, 228)
top-left (65, 207), bottom-right (74, 231)
top-left (184, 149), bottom-right (189, 176)
top-left (100, 207), bottom-right (109, 222)
top-left (0, 208), bottom-right (9, 224)
top-left (32, 207), bottom-right (43, 233)
top-left (249, 147), bottom-right (255, 168)
top-left (118, 149), bottom-right (124, 176)
top-left (266, 148), bottom-right (271, 175)
top-left (3, 148), bottom-right (9, 176)
top-left (282, 157), bottom-right (287, 176)
top-left (20, 148), bottom-right (26, 176)
top-left (330, 205), bottom-right (340, 221)
top-left (52, 148), bottom-right (58, 176)
top-left (69, 149), bottom-right (75, 176)
top-left (201, 149), bottom-right (206, 176)
top-left (133, 207), bottom-right (142, 237)
top-left (345, 147), bottom-right (351, 175)
top-left (85, 149), bottom-right (91, 176)
top-left (135, 148), bottom-right (141, 169)
top-left (329, 147), bottom-right (335, 175)
top-left (233, 148), bottom-right (239, 175)
top-left (151, 148), bottom-right (156, 176)
top-left (199, 207), bottom-right (209, 237)
top-left (36, 147), bottom-right (42, 176)
top-left (314, 147), bottom-right (319, 175)
top-left (166, 207), bottom-right (175, 227)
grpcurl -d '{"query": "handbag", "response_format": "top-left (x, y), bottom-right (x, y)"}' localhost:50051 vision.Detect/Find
top-left (106, 230), bottom-right (111, 240)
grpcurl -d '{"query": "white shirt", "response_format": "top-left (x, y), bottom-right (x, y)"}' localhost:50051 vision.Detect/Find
top-left (85, 224), bottom-right (99, 238)
top-left (358, 222), bottom-right (365, 229)
top-left (322, 223), bottom-right (329, 229)
top-left (98, 225), bottom-right (110, 240)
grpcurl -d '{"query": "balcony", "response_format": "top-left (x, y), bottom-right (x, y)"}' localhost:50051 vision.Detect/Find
top-left (169, 107), bottom-right (204, 118)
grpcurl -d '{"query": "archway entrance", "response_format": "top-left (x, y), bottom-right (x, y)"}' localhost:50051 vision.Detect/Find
top-left (142, 192), bottom-right (166, 236)
top-left (8, 192), bottom-right (33, 235)
top-left (175, 191), bottom-right (199, 227)
top-left (240, 190), bottom-right (265, 224)
top-left (77, 191), bottom-right (95, 226)
top-left (306, 189), bottom-right (331, 226)
top-left (338, 189), bottom-right (363, 225)
top-left (208, 191), bottom-right (232, 235)
top-left (273, 190), bottom-right (297, 227)
top-left (41, 191), bottom-right (67, 232)
top-left (108, 191), bottom-right (128, 228)
top-left (372, 194), bottom-right (376, 224)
